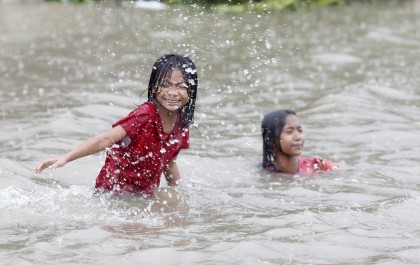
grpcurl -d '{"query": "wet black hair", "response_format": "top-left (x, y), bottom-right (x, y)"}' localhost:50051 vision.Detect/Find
top-left (261, 109), bottom-right (297, 169)
top-left (147, 54), bottom-right (198, 127)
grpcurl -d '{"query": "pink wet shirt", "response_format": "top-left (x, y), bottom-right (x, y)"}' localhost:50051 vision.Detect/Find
top-left (298, 157), bottom-right (338, 174)
top-left (263, 157), bottom-right (338, 174)
top-left (95, 102), bottom-right (189, 195)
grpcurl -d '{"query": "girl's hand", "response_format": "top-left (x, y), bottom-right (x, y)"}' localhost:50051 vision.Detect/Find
top-left (34, 157), bottom-right (67, 173)
top-left (314, 157), bottom-right (339, 172)
top-left (164, 156), bottom-right (181, 186)
top-left (33, 125), bottom-right (127, 174)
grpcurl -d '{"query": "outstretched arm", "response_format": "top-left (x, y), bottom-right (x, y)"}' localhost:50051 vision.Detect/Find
top-left (34, 125), bottom-right (127, 173)
top-left (164, 156), bottom-right (181, 186)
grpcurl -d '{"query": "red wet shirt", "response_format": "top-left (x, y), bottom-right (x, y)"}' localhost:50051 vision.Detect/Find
top-left (95, 102), bottom-right (189, 194)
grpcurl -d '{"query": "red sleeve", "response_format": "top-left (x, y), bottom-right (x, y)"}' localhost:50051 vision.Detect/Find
top-left (112, 103), bottom-right (154, 140)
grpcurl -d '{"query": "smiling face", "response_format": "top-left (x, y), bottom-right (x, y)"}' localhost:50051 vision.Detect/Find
top-left (278, 115), bottom-right (305, 157)
top-left (155, 67), bottom-right (190, 114)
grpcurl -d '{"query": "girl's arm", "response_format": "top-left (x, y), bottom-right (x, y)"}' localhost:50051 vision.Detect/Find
top-left (164, 156), bottom-right (181, 186)
top-left (34, 125), bottom-right (127, 173)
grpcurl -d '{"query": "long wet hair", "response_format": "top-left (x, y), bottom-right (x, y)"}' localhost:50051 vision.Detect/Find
top-left (261, 109), bottom-right (297, 169)
top-left (147, 54), bottom-right (198, 127)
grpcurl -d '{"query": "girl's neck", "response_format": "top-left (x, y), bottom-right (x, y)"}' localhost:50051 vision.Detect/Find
top-left (273, 151), bottom-right (300, 174)
top-left (155, 102), bottom-right (178, 133)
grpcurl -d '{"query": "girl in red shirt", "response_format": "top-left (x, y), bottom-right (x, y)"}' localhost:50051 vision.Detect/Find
top-left (261, 109), bottom-right (338, 174)
top-left (35, 54), bottom-right (198, 195)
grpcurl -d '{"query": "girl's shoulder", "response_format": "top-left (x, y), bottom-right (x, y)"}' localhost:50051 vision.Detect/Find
top-left (113, 102), bottom-right (157, 129)
top-left (132, 102), bottom-right (157, 115)
top-left (126, 102), bottom-right (161, 122)
top-left (299, 157), bottom-right (339, 174)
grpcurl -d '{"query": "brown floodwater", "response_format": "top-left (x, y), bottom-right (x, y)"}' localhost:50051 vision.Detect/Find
top-left (1, 1), bottom-right (420, 264)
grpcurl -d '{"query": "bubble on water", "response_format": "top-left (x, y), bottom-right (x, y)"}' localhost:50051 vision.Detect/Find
top-left (226, 86), bottom-right (232, 94)
top-left (265, 39), bottom-right (272, 49)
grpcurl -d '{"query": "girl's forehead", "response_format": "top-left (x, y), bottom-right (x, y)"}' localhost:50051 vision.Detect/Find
top-left (284, 115), bottom-right (300, 126)
top-left (170, 67), bottom-right (183, 77)
top-left (166, 68), bottom-right (185, 82)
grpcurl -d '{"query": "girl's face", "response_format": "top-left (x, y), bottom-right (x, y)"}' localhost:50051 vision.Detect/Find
top-left (155, 67), bottom-right (189, 114)
top-left (278, 115), bottom-right (305, 157)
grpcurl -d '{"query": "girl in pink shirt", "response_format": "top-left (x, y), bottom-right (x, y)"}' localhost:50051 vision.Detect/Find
top-left (35, 54), bottom-right (198, 195)
top-left (262, 109), bottom-right (338, 174)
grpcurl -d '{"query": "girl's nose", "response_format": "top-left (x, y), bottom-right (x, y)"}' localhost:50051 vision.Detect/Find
top-left (166, 87), bottom-right (179, 95)
top-left (294, 131), bottom-right (304, 141)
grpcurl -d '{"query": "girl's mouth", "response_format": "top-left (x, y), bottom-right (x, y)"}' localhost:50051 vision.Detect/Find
top-left (165, 99), bottom-right (180, 105)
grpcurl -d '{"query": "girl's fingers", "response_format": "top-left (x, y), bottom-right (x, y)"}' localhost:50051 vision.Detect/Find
top-left (34, 159), bottom-right (56, 173)
top-left (34, 163), bottom-right (46, 173)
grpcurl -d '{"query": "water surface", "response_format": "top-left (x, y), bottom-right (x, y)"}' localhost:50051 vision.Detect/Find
top-left (1, 1), bottom-right (420, 264)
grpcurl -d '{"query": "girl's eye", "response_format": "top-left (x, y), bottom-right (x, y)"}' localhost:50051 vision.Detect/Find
top-left (159, 83), bottom-right (188, 90)
top-left (159, 82), bottom-right (169, 89)
top-left (178, 83), bottom-right (188, 89)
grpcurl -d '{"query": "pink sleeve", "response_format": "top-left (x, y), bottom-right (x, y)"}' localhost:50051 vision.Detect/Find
top-left (299, 157), bottom-right (339, 174)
